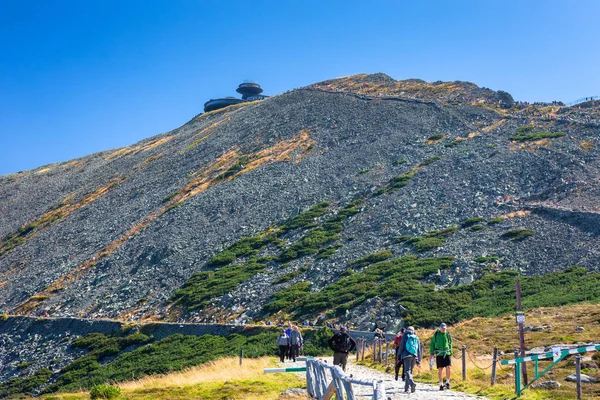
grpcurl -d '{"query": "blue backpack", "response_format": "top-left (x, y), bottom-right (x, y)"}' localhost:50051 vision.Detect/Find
top-left (405, 333), bottom-right (419, 355)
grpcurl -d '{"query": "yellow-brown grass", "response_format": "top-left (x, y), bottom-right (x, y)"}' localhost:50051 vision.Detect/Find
top-left (38, 357), bottom-right (306, 400)
top-left (120, 357), bottom-right (276, 390)
top-left (580, 140), bottom-right (594, 152)
top-left (105, 136), bottom-right (174, 161)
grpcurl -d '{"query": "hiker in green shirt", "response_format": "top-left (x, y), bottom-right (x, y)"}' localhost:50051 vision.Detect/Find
top-left (429, 322), bottom-right (453, 391)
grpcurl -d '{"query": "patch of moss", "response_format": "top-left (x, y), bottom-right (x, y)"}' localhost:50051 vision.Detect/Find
top-left (470, 225), bottom-right (484, 231)
top-left (487, 217), bottom-right (504, 225)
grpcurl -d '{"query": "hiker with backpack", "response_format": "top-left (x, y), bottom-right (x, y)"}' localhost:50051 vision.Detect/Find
top-left (327, 326), bottom-right (356, 371)
top-left (429, 322), bottom-right (453, 391)
top-left (276, 331), bottom-right (290, 362)
top-left (397, 326), bottom-right (422, 393)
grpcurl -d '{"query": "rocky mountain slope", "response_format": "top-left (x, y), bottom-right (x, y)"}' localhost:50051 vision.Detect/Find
top-left (1, 73), bottom-right (600, 330)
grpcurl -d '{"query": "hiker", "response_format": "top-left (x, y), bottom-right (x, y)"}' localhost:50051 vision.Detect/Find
top-left (277, 331), bottom-right (290, 362)
top-left (374, 328), bottom-right (385, 343)
top-left (289, 325), bottom-right (303, 362)
top-left (397, 326), bottom-right (422, 393)
top-left (429, 322), bottom-right (453, 391)
top-left (327, 326), bottom-right (356, 371)
top-left (393, 328), bottom-right (406, 381)
top-left (285, 322), bottom-right (294, 360)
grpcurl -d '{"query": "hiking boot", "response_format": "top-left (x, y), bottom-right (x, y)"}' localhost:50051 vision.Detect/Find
top-left (411, 384), bottom-right (416, 393)
top-left (439, 385), bottom-right (445, 391)
top-left (445, 381), bottom-right (450, 390)
top-left (394, 373), bottom-right (398, 381)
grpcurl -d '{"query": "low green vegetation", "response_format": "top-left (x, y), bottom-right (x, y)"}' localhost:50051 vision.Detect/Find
top-left (0, 368), bottom-right (51, 398)
top-left (316, 244), bottom-right (343, 259)
top-left (392, 158), bottom-right (408, 166)
top-left (30, 329), bottom-right (331, 396)
top-left (273, 265), bottom-right (308, 284)
top-left (41, 332), bottom-right (153, 393)
top-left (418, 155), bottom-right (442, 167)
top-left (473, 255), bottom-right (500, 263)
top-left (265, 248), bottom-right (600, 328)
top-left (263, 255), bottom-right (454, 320)
top-left (444, 140), bottom-right (464, 148)
top-left (470, 224), bottom-right (484, 231)
top-left (487, 217), bottom-right (504, 225)
top-left (17, 361), bottom-right (35, 369)
top-left (375, 171), bottom-right (416, 195)
top-left (501, 228), bottom-right (535, 241)
top-left (171, 259), bottom-right (268, 310)
top-left (348, 249), bottom-right (393, 269)
top-left (396, 226), bottom-right (458, 252)
top-left (172, 199), bottom-right (363, 312)
top-left (206, 234), bottom-right (281, 268)
top-left (427, 133), bottom-right (444, 141)
top-left (280, 201), bottom-right (331, 232)
top-left (90, 384), bottom-right (121, 399)
top-left (510, 126), bottom-right (566, 142)
top-left (460, 217), bottom-right (485, 228)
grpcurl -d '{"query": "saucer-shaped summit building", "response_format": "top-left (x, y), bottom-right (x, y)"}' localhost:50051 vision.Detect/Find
top-left (204, 81), bottom-right (268, 113)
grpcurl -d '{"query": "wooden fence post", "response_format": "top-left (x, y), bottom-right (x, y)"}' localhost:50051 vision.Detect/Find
top-left (491, 347), bottom-right (498, 386)
top-left (385, 342), bottom-right (390, 366)
top-left (361, 338), bottom-right (365, 361)
top-left (576, 355), bottom-right (582, 400)
top-left (373, 338), bottom-right (377, 361)
top-left (239, 348), bottom-right (243, 366)
top-left (462, 345), bottom-right (466, 381)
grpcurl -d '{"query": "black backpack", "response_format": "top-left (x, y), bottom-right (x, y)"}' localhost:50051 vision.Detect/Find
top-left (335, 333), bottom-right (350, 352)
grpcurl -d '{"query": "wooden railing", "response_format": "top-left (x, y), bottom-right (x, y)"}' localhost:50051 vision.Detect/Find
top-left (305, 358), bottom-right (386, 400)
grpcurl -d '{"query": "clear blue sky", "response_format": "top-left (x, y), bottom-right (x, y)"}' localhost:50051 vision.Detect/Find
top-left (1, 0), bottom-right (599, 175)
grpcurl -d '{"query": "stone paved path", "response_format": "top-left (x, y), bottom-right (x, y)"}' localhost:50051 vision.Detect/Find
top-left (282, 357), bottom-right (488, 399)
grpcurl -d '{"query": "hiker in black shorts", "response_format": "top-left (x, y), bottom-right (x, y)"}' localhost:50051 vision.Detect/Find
top-left (429, 322), bottom-right (453, 390)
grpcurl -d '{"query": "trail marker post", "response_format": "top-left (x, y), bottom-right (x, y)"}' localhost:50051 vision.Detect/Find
top-left (515, 280), bottom-right (528, 385)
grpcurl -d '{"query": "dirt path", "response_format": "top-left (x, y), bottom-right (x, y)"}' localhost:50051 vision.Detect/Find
top-left (282, 357), bottom-right (488, 399)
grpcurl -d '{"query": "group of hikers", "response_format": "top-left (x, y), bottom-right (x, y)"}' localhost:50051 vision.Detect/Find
top-left (276, 323), bottom-right (304, 362)
top-left (390, 323), bottom-right (453, 393)
top-left (276, 322), bottom-right (453, 394)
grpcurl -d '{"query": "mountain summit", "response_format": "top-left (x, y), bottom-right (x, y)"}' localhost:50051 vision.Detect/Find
top-left (1, 73), bottom-right (599, 329)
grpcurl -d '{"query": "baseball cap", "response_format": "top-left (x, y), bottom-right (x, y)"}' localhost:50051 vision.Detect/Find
top-left (339, 326), bottom-right (346, 332)
top-left (440, 323), bottom-right (447, 329)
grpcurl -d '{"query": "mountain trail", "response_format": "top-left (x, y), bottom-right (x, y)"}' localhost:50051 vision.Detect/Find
top-left (284, 357), bottom-right (487, 399)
